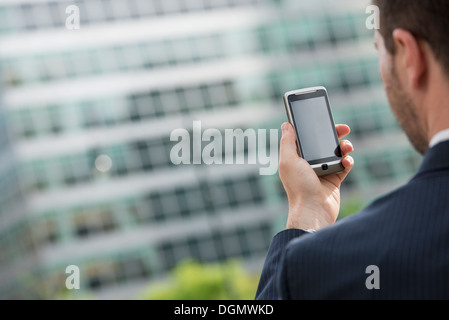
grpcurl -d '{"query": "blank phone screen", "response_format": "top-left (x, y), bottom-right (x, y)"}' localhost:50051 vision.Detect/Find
top-left (290, 96), bottom-right (339, 162)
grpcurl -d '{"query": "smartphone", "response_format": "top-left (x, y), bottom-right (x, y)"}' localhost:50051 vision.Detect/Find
top-left (283, 86), bottom-right (345, 177)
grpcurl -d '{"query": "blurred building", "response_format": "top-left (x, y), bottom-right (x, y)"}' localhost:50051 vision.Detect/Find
top-left (0, 0), bottom-right (421, 299)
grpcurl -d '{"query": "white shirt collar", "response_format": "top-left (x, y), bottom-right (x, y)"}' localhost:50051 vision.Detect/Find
top-left (429, 128), bottom-right (449, 148)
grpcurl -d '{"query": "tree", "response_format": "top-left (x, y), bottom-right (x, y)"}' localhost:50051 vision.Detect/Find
top-left (139, 260), bottom-right (259, 300)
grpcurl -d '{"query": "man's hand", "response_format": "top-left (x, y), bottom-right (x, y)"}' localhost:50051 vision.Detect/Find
top-left (279, 122), bottom-right (355, 231)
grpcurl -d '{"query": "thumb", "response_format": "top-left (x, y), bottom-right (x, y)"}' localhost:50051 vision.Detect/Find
top-left (280, 122), bottom-right (300, 164)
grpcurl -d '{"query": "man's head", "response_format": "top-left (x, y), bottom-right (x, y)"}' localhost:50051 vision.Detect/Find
top-left (373, 0), bottom-right (449, 154)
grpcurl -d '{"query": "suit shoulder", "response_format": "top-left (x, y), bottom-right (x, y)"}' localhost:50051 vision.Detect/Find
top-left (282, 212), bottom-right (384, 299)
top-left (282, 177), bottom-right (449, 299)
top-left (286, 188), bottom-right (397, 256)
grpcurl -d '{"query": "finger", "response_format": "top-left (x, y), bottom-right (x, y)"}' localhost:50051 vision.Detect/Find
top-left (336, 124), bottom-right (351, 139)
top-left (280, 123), bottom-right (300, 163)
top-left (336, 155), bottom-right (354, 182)
top-left (340, 140), bottom-right (354, 156)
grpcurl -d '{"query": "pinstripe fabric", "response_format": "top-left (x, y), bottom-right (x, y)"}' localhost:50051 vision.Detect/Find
top-left (256, 140), bottom-right (449, 300)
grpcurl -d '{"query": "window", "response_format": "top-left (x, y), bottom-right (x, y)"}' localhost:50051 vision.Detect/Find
top-left (118, 257), bottom-right (148, 280)
top-left (148, 193), bottom-right (165, 222)
top-left (199, 84), bottom-right (213, 110)
top-left (123, 147), bottom-right (143, 173)
top-left (208, 83), bottom-right (228, 106)
top-left (169, 38), bottom-right (192, 64)
top-left (207, 182), bottom-right (228, 210)
top-left (85, 262), bottom-right (115, 290)
top-left (186, 236), bottom-right (201, 259)
top-left (20, 4), bottom-right (37, 31)
top-left (128, 198), bottom-right (153, 223)
top-left (160, 91), bottom-right (180, 115)
top-left (159, 242), bottom-right (175, 269)
top-left (160, 192), bottom-right (181, 218)
top-left (171, 241), bottom-right (191, 266)
top-left (47, 106), bottom-right (63, 134)
top-left (221, 232), bottom-right (241, 257)
top-left (175, 88), bottom-right (189, 114)
top-left (175, 188), bottom-right (190, 217)
top-left (196, 35), bottom-right (221, 59)
top-left (150, 91), bottom-right (164, 117)
top-left (184, 186), bottom-right (206, 214)
top-left (85, 0), bottom-right (107, 23)
top-left (72, 208), bottom-right (118, 238)
top-left (233, 179), bottom-right (256, 204)
top-left (184, 87), bottom-right (205, 111)
top-left (198, 235), bottom-right (218, 262)
top-left (147, 139), bottom-right (169, 168)
top-left (32, 217), bottom-right (60, 247)
top-left (71, 51), bottom-right (94, 77)
top-left (224, 179), bottom-right (238, 209)
top-left (48, 2), bottom-right (65, 28)
top-left (133, 0), bottom-right (157, 16)
top-left (184, 0), bottom-right (204, 11)
top-left (245, 224), bottom-right (268, 252)
top-left (157, 222), bottom-right (273, 269)
top-left (74, 214), bottom-right (89, 238)
top-left (121, 44), bottom-right (144, 69)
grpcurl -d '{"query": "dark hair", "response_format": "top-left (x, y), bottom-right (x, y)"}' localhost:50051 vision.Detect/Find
top-left (372, 0), bottom-right (449, 74)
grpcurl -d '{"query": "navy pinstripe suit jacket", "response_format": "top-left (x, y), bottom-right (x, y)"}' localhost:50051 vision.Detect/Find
top-left (256, 140), bottom-right (449, 300)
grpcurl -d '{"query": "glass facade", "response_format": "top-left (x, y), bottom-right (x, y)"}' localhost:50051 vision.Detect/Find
top-left (0, 0), bottom-right (421, 299)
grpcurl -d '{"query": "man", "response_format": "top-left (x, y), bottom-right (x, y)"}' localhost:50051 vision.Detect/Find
top-left (256, 0), bottom-right (449, 299)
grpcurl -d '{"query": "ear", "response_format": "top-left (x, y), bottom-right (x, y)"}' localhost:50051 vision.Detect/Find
top-left (392, 29), bottom-right (427, 89)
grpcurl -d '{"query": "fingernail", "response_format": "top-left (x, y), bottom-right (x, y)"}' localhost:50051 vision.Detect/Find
top-left (282, 123), bottom-right (288, 133)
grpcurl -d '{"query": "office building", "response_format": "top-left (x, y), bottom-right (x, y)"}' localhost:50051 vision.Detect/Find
top-left (0, 0), bottom-right (421, 299)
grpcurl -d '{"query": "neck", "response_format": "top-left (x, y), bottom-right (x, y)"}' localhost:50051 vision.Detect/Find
top-left (421, 72), bottom-right (449, 144)
top-left (427, 114), bottom-right (449, 143)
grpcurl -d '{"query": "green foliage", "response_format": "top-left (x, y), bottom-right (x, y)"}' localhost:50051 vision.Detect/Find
top-left (339, 196), bottom-right (365, 219)
top-left (139, 260), bottom-right (259, 300)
